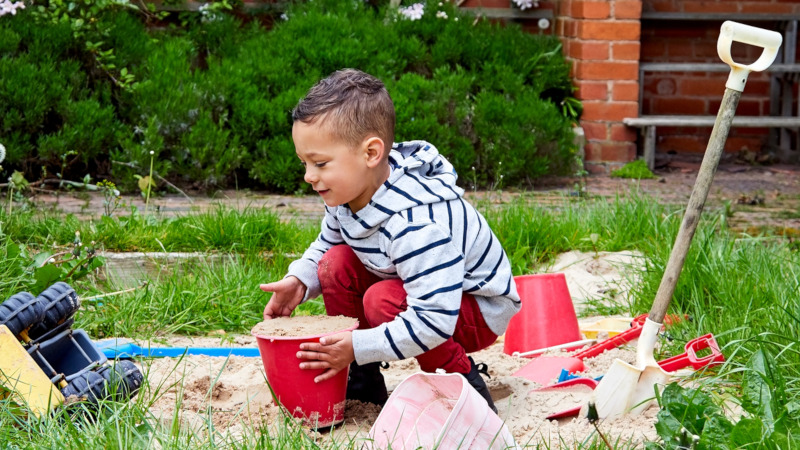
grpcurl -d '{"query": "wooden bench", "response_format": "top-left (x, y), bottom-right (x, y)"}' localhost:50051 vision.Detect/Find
top-left (630, 12), bottom-right (800, 168)
top-left (624, 116), bottom-right (800, 168)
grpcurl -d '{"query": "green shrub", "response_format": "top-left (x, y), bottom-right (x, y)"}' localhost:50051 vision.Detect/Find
top-left (1, 0), bottom-right (579, 193)
top-left (390, 68), bottom-right (476, 180)
top-left (37, 98), bottom-right (121, 168)
top-left (611, 159), bottom-right (656, 179)
top-left (0, 26), bottom-right (21, 55)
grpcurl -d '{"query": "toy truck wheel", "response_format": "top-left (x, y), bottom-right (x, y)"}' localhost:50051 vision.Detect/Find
top-left (98, 361), bottom-right (144, 401)
top-left (37, 282), bottom-right (80, 327)
top-left (28, 282), bottom-right (80, 339)
top-left (61, 370), bottom-right (106, 404)
top-left (0, 292), bottom-right (45, 338)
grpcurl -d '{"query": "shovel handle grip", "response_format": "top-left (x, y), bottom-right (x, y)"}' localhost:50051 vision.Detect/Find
top-left (717, 21), bottom-right (782, 92)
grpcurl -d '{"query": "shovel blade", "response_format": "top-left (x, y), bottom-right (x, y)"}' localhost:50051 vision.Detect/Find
top-left (589, 358), bottom-right (641, 419)
top-left (629, 364), bottom-right (671, 415)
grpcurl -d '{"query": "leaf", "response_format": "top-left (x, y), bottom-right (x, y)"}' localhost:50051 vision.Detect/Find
top-left (6, 243), bottom-right (22, 260)
top-left (653, 409), bottom-right (683, 442)
top-left (729, 418), bottom-right (763, 447)
top-left (11, 171), bottom-right (29, 188)
top-left (786, 401), bottom-right (800, 421)
top-left (33, 264), bottom-right (64, 293)
top-left (743, 348), bottom-right (776, 427)
top-left (30, 251), bottom-right (54, 269)
top-left (86, 256), bottom-right (105, 272)
top-left (697, 414), bottom-right (734, 450)
top-left (138, 175), bottom-right (153, 192)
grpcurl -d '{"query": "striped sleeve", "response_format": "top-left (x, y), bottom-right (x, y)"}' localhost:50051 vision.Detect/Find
top-left (352, 222), bottom-right (464, 364)
top-left (285, 209), bottom-right (344, 302)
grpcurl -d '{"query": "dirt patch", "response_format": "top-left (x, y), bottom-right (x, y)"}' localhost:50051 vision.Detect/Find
top-left (581, 161), bottom-right (800, 231)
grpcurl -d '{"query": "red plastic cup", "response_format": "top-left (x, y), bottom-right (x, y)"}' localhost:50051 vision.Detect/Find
top-left (503, 273), bottom-right (581, 356)
top-left (254, 319), bottom-right (358, 428)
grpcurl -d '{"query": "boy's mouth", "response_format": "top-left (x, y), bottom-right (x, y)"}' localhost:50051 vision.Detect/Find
top-left (317, 189), bottom-right (329, 196)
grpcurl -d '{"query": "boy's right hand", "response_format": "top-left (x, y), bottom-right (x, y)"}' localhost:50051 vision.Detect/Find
top-left (260, 276), bottom-right (306, 320)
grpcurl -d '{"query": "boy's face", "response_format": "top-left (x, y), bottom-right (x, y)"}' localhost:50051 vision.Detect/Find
top-left (293, 120), bottom-right (381, 213)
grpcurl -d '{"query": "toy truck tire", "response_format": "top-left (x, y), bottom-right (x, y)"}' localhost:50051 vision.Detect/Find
top-left (97, 361), bottom-right (144, 401)
top-left (28, 282), bottom-right (80, 339)
top-left (0, 292), bottom-right (46, 338)
top-left (61, 370), bottom-right (106, 404)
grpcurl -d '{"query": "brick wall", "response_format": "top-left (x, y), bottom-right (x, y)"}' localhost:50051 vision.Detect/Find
top-left (640, 1), bottom-right (800, 157)
top-left (555, 0), bottom-right (642, 173)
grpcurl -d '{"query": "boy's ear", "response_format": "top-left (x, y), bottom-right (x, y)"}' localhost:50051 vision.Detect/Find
top-left (363, 136), bottom-right (386, 168)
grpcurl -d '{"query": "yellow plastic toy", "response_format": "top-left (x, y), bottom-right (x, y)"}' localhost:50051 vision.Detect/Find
top-left (0, 324), bottom-right (64, 418)
top-left (579, 317), bottom-right (634, 339)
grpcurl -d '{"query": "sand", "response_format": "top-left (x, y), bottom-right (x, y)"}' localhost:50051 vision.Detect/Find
top-left (251, 315), bottom-right (357, 338)
top-left (136, 251), bottom-right (662, 447)
top-left (140, 338), bottom-right (657, 447)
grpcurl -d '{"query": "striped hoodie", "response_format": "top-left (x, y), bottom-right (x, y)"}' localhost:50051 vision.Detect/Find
top-left (286, 140), bottom-right (521, 365)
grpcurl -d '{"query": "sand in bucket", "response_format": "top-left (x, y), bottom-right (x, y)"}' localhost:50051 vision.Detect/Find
top-left (251, 315), bottom-right (358, 428)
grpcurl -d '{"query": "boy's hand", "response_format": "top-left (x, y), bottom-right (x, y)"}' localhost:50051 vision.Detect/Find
top-left (260, 276), bottom-right (305, 320)
top-left (297, 331), bottom-right (356, 383)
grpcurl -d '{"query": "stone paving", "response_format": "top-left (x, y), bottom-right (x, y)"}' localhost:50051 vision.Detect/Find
top-left (23, 160), bottom-right (800, 230)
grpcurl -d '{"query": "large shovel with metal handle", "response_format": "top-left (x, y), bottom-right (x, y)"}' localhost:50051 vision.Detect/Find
top-left (588, 21), bottom-right (783, 419)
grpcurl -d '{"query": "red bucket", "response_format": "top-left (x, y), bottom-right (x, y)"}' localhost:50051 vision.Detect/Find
top-left (503, 273), bottom-right (581, 356)
top-left (254, 319), bottom-right (358, 428)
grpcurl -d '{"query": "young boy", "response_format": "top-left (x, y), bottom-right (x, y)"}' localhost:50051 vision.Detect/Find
top-left (260, 69), bottom-right (520, 412)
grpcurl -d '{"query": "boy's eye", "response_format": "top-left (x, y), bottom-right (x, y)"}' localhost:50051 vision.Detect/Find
top-left (315, 162), bottom-right (327, 168)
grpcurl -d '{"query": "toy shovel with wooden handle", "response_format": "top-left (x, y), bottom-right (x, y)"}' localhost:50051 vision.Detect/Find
top-left (589, 21), bottom-right (783, 420)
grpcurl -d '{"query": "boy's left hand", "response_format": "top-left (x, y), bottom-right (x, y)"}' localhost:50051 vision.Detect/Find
top-left (297, 331), bottom-right (355, 383)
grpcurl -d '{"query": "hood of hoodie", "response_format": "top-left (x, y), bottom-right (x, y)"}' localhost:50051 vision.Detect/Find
top-left (336, 140), bottom-right (464, 238)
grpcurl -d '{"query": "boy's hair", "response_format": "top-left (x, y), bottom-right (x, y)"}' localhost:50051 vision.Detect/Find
top-left (292, 69), bottom-right (395, 149)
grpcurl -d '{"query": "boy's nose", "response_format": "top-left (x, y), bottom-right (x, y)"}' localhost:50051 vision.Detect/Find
top-left (304, 168), bottom-right (318, 184)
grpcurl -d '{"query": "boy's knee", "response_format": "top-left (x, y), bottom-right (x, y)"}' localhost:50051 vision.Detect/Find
top-left (318, 245), bottom-right (354, 282)
top-left (363, 279), bottom-right (405, 325)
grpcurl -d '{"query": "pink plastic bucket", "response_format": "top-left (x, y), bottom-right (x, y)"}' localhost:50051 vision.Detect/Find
top-left (503, 273), bottom-right (581, 356)
top-left (369, 372), bottom-right (517, 449)
top-left (253, 319), bottom-right (358, 428)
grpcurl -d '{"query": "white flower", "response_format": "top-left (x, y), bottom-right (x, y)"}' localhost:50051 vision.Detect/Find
top-left (512, 0), bottom-right (535, 10)
top-left (280, 13), bottom-right (288, 20)
top-left (0, 0), bottom-right (25, 17)
top-left (0, 143), bottom-right (5, 164)
top-left (436, 11), bottom-right (447, 19)
top-left (399, 3), bottom-right (424, 20)
top-left (149, 150), bottom-right (155, 155)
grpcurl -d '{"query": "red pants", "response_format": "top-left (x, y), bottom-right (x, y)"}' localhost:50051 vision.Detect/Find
top-left (318, 245), bottom-right (497, 374)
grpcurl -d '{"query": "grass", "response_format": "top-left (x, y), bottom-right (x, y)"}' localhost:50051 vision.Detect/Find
top-left (2, 189), bottom-right (800, 447)
top-left (0, 369), bottom-right (358, 449)
top-left (0, 205), bottom-right (318, 254)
